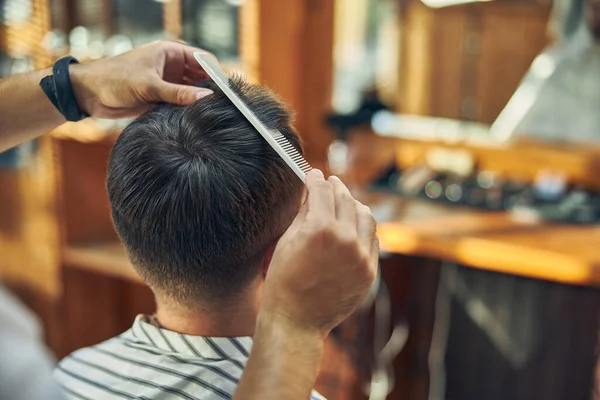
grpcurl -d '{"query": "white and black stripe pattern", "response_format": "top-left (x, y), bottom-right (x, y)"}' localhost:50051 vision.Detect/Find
top-left (272, 131), bottom-right (312, 174)
top-left (55, 314), bottom-right (327, 400)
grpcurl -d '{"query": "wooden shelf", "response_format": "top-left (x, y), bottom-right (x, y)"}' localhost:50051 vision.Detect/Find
top-left (63, 242), bottom-right (142, 283)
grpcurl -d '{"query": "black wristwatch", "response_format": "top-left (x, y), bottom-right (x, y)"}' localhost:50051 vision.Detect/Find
top-left (40, 56), bottom-right (89, 122)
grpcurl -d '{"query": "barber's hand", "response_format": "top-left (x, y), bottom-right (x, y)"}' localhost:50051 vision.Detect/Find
top-left (262, 169), bottom-right (379, 337)
top-left (69, 41), bottom-right (213, 119)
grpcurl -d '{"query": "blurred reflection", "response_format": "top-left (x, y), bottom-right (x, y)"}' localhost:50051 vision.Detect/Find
top-left (49, 0), bottom-right (165, 60)
top-left (0, 51), bottom-right (34, 169)
top-left (72, 0), bottom-right (103, 37)
top-left (181, 0), bottom-right (240, 62)
top-left (491, 0), bottom-right (600, 143)
top-left (332, 0), bottom-right (398, 114)
top-left (0, 52), bottom-right (33, 79)
top-left (0, 0), bottom-right (32, 24)
top-left (113, 0), bottom-right (164, 46)
top-left (0, 51), bottom-right (11, 76)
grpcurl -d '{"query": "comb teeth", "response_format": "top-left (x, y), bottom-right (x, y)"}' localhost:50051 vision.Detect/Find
top-left (272, 131), bottom-right (312, 174)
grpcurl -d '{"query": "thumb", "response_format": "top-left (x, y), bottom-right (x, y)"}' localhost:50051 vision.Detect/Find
top-left (151, 81), bottom-right (213, 105)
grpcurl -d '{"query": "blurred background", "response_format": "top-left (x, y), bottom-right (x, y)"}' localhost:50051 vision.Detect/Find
top-left (1, 0), bottom-right (600, 399)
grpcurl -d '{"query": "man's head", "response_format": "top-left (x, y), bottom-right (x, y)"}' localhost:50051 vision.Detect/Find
top-left (107, 77), bottom-right (304, 306)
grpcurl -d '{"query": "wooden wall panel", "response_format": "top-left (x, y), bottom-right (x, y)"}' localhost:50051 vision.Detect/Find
top-left (299, 0), bottom-right (335, 163)
top-left (163, 0), bottom-right (182, 40)
top-left (239, 0), bottom-right (260, 82)
top-left (398, 2), bottom-right (437, 116)
top-left (1, 0), bottom-right (52, 67)
top-left (0, 138), bottom-right (61, 296)
top-left (59, 267), bottom-right (155, 358)
top-left (0, 139), bottom-right (63, 352)
top-left (54, 138), bottom-right (118, 246)
top-left (398, 1), bottom-right (550, 124)
top-left (430, 7), bottom-right (469, 119)
top-left (476, 3), bottom-right (549, 123)
top-left (242, 0), bottom-right (335, 165)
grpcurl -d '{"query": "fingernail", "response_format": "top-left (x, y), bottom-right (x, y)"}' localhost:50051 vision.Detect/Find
top-left (312, 169), bottom-right (324, 178)
top-left (329, 175), bottom-right (341, 182)
top-left (196, 89), bottom-right (213, 99)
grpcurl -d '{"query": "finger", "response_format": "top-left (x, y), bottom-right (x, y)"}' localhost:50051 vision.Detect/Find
top-left (370, 235), bottom-right (380, 271)
top-left (160, 41), bottom-right (215, 84)
top-left (356, 202), bottom-right (377, 250)
top-left (182, 46), bottom-right (218, 72)
top-left (182, 76), bottom-right (209, 86)
top-left (99, 105), bottom-right (153, 119)
top-left (305, 169), bottom-right (335, 222)
top-left (366, 235), bottom-right (380, 285)
top-left (151, 81), bottom-right (213, 105)
top-left (183, 65), bottom-right (209, 82)
top-left (328, 175), bottom-right (357, 231)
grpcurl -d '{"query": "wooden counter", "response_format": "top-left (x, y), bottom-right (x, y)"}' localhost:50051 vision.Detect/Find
top-left (455, 225), bottom-right (600, 286)
top-left (345, 133), bottom-right (600, 288)
top-left (374, 204), bottom-right (600, 287)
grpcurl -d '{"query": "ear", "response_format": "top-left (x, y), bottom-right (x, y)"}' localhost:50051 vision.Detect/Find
top-left (260, 240), bottom-right (280, 278)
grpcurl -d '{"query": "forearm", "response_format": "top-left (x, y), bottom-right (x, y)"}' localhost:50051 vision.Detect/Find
top-left (0, 69), bottom-right (65, 152)
top-left (234, 311), bottom-right (325, 400)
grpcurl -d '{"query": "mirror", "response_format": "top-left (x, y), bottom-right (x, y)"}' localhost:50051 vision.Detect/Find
top-left (113, 0), bottom-right (165, 46)
top-left (181, 0), bottom-right (241, 63)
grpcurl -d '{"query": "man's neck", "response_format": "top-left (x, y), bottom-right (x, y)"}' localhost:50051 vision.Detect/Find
top-left (154, 287), bottom-right (261, 337)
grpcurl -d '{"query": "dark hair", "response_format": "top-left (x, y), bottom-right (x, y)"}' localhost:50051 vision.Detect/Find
top-left (107, 76), bottom-right (304, 304)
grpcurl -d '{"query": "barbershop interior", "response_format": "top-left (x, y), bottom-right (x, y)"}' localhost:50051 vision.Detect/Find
top-left (1, 0), bottom-right (600, 399)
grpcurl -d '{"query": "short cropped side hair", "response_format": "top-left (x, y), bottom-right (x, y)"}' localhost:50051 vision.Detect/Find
top-left (107, 77), bottom-right (304, 303)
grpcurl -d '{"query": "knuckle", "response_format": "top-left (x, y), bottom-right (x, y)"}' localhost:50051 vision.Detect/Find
top-left (338, 232), bottom-right (360, 253)
top-left (310, 224), bottom-right (356, 249)
top-left (362, 253), bottom-right (376, 277)
top-left (365, 255), bottom-right (379, 275)
top-left (309, 222), bottom-right (336, 242)
top-left (311, 175), bottom-right (329, 186)
top-left (176, 88), bottom-right (188, 104)
top-left (313, 180), bottom-right (333, 192)
top-left (338, 190), bottom-right (353, 204)
top-left (358, 202), bottom-right (374, 216)
top-left (339, 232), bottom-right (359, 249)
top-left (153, 39), bottom-right (170, 49)
top-left (365, 263), bottom-right (377, 283)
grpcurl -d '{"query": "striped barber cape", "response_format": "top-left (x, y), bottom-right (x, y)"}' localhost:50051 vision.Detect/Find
top-left (54, 315), bottom-right (326, 400)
